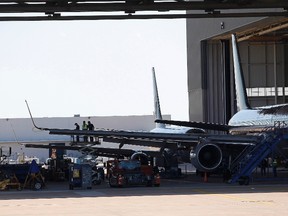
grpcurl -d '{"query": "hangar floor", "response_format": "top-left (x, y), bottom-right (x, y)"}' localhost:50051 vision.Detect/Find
top-left (0, 175), bottom-right (287, 216)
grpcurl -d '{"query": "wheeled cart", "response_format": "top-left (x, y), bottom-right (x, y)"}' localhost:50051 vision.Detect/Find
top-left (69, 164), bottom-right (92, 190)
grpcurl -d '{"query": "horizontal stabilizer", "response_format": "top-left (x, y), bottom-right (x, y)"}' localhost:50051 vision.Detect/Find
top-left (155, 119), bottom-right (237, 132)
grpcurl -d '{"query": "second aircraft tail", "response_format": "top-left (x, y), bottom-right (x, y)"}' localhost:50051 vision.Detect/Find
top-left (152, 67), bottom-right (166, 128)
top-left (231, 34), bottom-right (251, 111)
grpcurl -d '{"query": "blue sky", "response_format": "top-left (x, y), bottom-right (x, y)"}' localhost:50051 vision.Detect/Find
top-left (0, 19), bottom-right (188, 120)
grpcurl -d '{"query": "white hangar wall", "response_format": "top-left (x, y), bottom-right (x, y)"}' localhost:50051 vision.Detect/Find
top-left (0, 114), bottom-right (170, 162)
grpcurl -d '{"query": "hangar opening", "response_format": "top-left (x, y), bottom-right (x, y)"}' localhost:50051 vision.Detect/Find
top-left (187, 17), bottom-right (288, 124)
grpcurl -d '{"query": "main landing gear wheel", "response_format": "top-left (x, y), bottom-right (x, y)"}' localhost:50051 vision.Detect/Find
top-left (109, 176), bottom-right (118, 188)
top-left (238, 176), bottom-right (250, 185)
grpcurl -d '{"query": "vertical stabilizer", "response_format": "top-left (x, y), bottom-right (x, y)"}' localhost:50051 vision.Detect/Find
top-left (152, 67), bottom-right (165, 128)
top-left (231, 34), bottom-right (251, 110)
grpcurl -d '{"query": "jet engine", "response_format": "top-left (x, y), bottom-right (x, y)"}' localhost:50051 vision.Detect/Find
top-left (131, 152), bottom-right (149, 165)
top-left (190, 142), bottom-right (223, 172)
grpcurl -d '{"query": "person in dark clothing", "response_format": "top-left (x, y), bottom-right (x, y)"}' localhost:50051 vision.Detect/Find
top-left (87, 121), bottom-right (95, 142)
top-left (260, 158), bottom-right (268, 176)
top-left (75, 123), bottom-right (80, 130)
top-left (272, 159), bottom-right (278, 177)
top-left (74, 123), bottom-right (80, 142)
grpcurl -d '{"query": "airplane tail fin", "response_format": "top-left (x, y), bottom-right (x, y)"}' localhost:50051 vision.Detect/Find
top-left (152, 67), bottom-right (165, 128)
top-left (231, 34), bottom-right (251, 110)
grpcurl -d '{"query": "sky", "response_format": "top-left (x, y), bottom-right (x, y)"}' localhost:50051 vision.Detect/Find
top-left (0, 18), bottom-right (189, 121)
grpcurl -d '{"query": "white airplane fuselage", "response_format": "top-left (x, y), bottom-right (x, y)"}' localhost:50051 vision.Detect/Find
top-left (150, 126), bottom-right (200, 134)
top-left (228, 34), bottom-right (288, 129)
top-left (228, 108), bottom-right (288, 127)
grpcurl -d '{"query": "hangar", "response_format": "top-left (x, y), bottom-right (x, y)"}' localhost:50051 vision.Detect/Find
top-left (0, 1), bottom-right (288, 186)
top-left (0, 1), bottom-right (287, 157)
top-left (0, 3), bottom-right (286, 134)
top-left (0, 1), bottom-right (285, 126)
top-left (187, 16), bottom-right (288, 125)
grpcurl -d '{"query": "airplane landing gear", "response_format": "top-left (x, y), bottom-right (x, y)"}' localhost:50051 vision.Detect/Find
top-left (238, 176), bottom-right (250, 185)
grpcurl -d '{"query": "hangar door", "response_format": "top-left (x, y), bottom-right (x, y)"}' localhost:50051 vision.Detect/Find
top-left (240, 41), bottom-right (288, 107)
top-left (202, 39), bottom-right (288, 125)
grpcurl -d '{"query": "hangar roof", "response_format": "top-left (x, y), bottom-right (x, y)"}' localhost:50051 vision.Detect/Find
top-left (211, 17), bottom-right (288, 42)
top-left (0, 0), bottom-right (286, 21)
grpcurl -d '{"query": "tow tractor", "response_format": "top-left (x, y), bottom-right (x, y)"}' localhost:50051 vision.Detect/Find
top-left (107, 159), bottom-right (160, 187)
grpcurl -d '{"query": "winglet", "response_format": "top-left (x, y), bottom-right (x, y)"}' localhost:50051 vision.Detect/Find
top-left (25, 100), bottom-right (46, 130)
top-left (152, 67), bottom-right (165, 128)
top-left (231, 34), bottom-right (251, 110)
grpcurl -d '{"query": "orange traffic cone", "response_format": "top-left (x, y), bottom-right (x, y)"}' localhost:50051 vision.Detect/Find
top-left (204, 172), bottom-right (208, 182)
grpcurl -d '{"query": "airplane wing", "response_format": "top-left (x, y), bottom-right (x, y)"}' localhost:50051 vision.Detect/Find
top-left (47, 128), bottom-right (260, 148)
top-left (24, 100), bottom-right (263, 173)
top-left (154, 119), bottom-right (280, 134)
top-left (25, 143), bottom-right (161, 159)
top-left (155, 119), bottom-right (236, 131)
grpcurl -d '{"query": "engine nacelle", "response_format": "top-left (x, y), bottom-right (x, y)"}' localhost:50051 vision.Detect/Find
top-left (131, 152), bottom-right (149, 165)
top-left (190, 142), bottom-right (222, 172)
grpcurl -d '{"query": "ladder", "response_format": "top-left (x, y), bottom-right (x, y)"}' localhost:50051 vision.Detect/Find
top-left (229, 129), bottom-right (284, 184)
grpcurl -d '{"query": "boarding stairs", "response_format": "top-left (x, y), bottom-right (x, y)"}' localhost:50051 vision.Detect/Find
top-left (229, 128), bottom-right (285, 184)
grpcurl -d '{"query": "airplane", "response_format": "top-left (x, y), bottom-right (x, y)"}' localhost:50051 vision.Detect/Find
top-left (25, 68), bottom-right (204, 170)
top-left (150, 67), bottom-right (205, 134)
top-left (156, 34), bottom-right (288, 135)
top-left (26, 35), bottom-right (272, 176)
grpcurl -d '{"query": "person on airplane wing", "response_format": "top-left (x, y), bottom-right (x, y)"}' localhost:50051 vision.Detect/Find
top-left (74, 123), bottom-right (80, 142)
top-left (82, 121), bottom-right (88, 142)
top-left (87, 121), bottom-right (95, 142)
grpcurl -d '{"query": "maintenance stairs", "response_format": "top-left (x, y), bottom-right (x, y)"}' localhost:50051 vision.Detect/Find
top-left (229, 127), bottom-right (286, 185)
top-left (77, 145), bottom-right (104, 185)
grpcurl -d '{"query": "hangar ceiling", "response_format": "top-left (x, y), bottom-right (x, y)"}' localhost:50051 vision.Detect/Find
top-left (212, 17), bottom-right (288, 42)
top-left (0, 0), bottom-right (287, 21)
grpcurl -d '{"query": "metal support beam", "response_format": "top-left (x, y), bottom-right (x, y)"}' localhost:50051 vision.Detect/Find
top-left (0, 1), bottom-right (286, 21)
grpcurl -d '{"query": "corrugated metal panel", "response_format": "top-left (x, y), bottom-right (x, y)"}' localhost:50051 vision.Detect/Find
top-left (203, 39), bottom-right (288, 124)
top-left (203, 41), bottom-right (228, 125)
top-left (241, 41), bottom-right (287, 106)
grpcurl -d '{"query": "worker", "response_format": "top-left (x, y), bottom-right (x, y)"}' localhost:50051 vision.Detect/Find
top-left (74, 123), bottom-right (80, 142)
top-left (260, 158), bottom-right (268, 176)
top-left (272, 159), bottom-right (277, 177)
top-left (87, 121), bottom-right (95, 142)
top-left (82, 121), bottom-right (88, 142)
